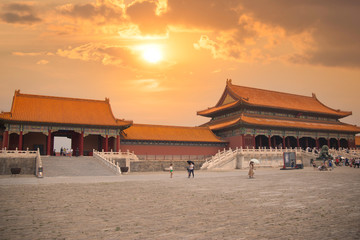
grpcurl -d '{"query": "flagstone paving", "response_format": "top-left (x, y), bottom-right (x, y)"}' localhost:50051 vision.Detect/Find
top-left (0, 167), bottom-right (359, 240)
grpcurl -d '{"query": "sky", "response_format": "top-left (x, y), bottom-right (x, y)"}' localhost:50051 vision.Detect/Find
top-left (0, 0), bottom-right (359, 129)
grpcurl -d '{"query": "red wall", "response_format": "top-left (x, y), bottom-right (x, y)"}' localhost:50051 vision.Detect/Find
top-left (224, 135), bottom-right (243, 149)
top-left (121, 144), bottom-right (224, 156)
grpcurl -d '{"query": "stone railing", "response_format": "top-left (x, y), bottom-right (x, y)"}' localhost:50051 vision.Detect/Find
top-left (0, 148), bottom-right (43, 177)
top-left (97, 149), bottom-right (139, 161)
top-left (0, 147), bottom-right (38, 156)
top-left (329, 148), bottom-right (360, 159)
top-left (201, 147), bottom-right (319, 170)
top-left (136, 155), bottom-right (209, 161)
top-left (35, 149), bottom-right (43, 178)
top-left (94, 149), bottom-right (140, 173)
top-left (93, 150), bottom-right (121, 175)
top-left (201, 148), bottom-right (237, 170)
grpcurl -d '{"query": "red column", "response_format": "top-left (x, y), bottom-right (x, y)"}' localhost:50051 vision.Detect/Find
top-left (337, 138), bottom-right (340, 149)
top-left (287, 137), bottom-right (290, 148)
top-left (51, 135), bottom-right (54, 156)
top-left (18, 131), bottom-right (23, 150)
top-left (80, 131), bottom-right (84, 156)
top-left (282, 136), bottom-right (285, 148)
top-left (252, 135), bottom-right (256, 148)
top-left (47, 130), bottom-right (51, 155)
top-left (2, 130), bottom-right (9, 149)
top-left (105, 135), bottom-right (108, 152)
top-left (316, 138), bottom-right (319, 149)
top-left (259, 137), bottom-right (262, 148)
top-left (116, 134), bottom-right (120, 152)
top-left (327, 138), bottom-right (330, 147)
top-left (273, 137), bottom-right (276, 148)
top-left (297, 137), bottom-right (300, 148)
top-left (268, 135), bottom-right (271, 148)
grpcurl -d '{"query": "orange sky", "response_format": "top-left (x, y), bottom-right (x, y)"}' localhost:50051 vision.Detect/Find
top-left (0, 0), bottom-right (359, 128)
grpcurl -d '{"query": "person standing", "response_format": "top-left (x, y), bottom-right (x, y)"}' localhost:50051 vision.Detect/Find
top-left (248, 161), bottom-right (255, 178)
top-left (188, 162), bottom-right (194, 178)
top-left (169, 163), bottom-right (173, 178)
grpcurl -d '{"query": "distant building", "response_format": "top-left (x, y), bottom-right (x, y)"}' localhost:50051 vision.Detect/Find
top-left (198, 79), bottom-right (360, 149)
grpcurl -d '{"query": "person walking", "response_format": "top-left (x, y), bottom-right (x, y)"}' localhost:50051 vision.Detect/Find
top-left (248, 161), bottom-right (255, 178)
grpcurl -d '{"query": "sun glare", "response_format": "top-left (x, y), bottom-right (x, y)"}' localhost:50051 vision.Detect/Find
top-left (141, 45), bottom-right (163, 63)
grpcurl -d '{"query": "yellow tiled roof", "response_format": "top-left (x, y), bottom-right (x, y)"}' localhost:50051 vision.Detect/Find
top-left (0, 90), bottom-right (132, 127)
top-left (197, 100), bottom-right (240, 116)
top-left (198, 80), bottom-right (351, 117)
top-left (122, 124), bottom-right (225, 143)
top-left (208, 114), bottom-right (360, 133)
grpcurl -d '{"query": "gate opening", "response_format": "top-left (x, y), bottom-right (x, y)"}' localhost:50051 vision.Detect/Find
top-left (54, 136), bottom-right (72, 156)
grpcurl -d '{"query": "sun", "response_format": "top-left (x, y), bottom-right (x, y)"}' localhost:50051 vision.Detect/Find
top-left (141, 44), bottom-right (163, 63)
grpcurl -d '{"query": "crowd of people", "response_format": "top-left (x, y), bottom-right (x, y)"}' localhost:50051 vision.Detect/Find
top-left (59, 147), bottom-right (72, 156)
top-left (312, 157), bottom-right (360, 171)
top-left (53, 147), bottom-right (81, 157)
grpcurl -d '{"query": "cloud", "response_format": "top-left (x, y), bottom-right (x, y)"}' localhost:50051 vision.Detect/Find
top-left (36, 60), bottom-right (49, 65)
top-left (238, 0), bottom-right (360, 67)
top-left (12, 52), bottom-right (44, 56)
top-left (165, 0), bottom-right (240, 30)
top-left (4, 0), bottom-right (359, 68)
top-left (0, 3), bottom-right (41, 24)
top-left (57, 0), bottom-right (125, 24)
top-left (126, 0), bottom-right (240, 35)
top-left (56, 42), bottom-right (147, 69)
top-left (55, 42), bottom-right (175, 72)
top-left (193, 15), bottom-right (312, 64)
top-left (130, 79), bottom-right (170, 92)
top-left (194, 35), bottom-right (220, 58)
top-left (126, 0), bottom-right (168, 35)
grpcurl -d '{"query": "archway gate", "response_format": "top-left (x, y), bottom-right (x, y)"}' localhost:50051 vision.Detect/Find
top-left (2, 123), bottom-right (123, 156)
top-left (0, 90), bottom-right (132, 156)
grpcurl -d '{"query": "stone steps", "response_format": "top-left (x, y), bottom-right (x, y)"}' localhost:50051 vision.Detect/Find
top-left (41, 156), bottom-right (116, 177)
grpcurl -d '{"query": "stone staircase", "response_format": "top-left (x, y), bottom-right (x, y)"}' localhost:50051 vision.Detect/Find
top-left (201, 147), bottom-right (318, 170)
top-left (41, 156), bottom-right (116, 177)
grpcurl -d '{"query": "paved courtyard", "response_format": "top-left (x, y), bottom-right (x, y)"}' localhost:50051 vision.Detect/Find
top-left (0, 167), bottom-right (359, 240)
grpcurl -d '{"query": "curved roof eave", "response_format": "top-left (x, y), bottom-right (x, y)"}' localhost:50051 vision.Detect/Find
top-left (208, 115), bottom-right (360, 133)
top-left (226, 80), bottom-right (351, 117)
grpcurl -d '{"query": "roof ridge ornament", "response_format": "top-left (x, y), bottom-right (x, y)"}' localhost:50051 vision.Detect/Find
top-left (226, 79), bottom-right (232, 84)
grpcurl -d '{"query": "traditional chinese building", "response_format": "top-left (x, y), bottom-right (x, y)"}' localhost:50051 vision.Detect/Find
top-left (198, 80), bottom-right (360, 149)
top-left (121, 124), bottom-right (226, 158)
top-left (0, 90), bottom-right (226, 156)
top-left (1, 82), bottom-right (359, 157)
top-left (0, 90), bottom-right (132, 155)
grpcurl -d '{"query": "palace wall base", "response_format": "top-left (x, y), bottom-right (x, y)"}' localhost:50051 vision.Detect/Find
top-left (0, 157), bottom-right (36, 175)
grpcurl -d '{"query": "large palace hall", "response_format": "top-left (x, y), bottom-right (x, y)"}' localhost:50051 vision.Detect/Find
top-left (1, 80), bottom-right (359, 156)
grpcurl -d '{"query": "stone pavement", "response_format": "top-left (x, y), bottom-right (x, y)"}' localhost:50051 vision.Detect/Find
top-left (0, 167), bottom-right (359, 240)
